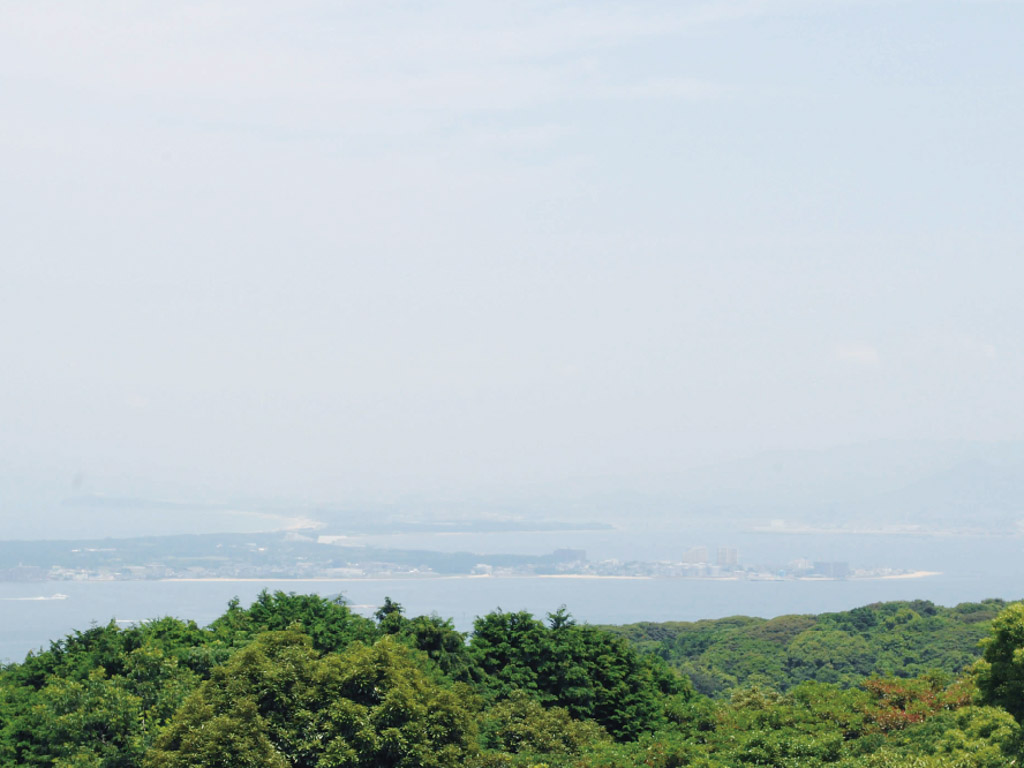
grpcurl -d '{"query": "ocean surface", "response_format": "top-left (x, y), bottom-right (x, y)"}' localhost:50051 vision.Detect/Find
top-left (1, 528), bottom-right (1019, 664)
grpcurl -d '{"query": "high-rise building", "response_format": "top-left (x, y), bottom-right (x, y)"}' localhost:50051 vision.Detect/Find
top-left (716, 547), bottom-right (738, 567)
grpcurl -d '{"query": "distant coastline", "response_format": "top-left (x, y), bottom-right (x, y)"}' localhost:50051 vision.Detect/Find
top-left (158, 570), bottom-right (940, 584)
top-left (0, 528), bottom-right (943, 585)
top-left (750, 523), bottom-right (1013, 538)
top-left (864, 570), bottom-right (942, 580)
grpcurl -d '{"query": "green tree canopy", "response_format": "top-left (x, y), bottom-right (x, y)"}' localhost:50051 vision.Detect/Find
top-left (145, 631), bottom-right (476, 768)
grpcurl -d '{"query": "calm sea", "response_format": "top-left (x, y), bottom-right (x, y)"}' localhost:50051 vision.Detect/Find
top-left (1, 528), bottom-right (1018, 664)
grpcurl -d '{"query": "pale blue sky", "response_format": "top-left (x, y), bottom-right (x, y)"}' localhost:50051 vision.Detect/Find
top-left (1, 1), bottom-right (1022, 503)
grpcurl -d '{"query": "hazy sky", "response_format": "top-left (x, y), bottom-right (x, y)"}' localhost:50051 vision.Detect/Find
top-left (2, 1), bottom-right (1022, 503)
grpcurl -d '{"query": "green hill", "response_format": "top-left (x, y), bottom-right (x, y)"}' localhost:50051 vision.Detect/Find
top-left (606, 598), bottom-right (1005, 695)
top-left (2, 593), bottom-right (1023, 768)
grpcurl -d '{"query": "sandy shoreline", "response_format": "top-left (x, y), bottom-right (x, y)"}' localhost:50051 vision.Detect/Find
top-left (159, 570), bottom-right (940, 583)
top-left (159, 574), bottom-right (653, 583)
top-left (534, 574), bottom-right (652, 580)
top-left (160, 575), bottom-right (494, 583)
top-left (858, 570), bottom-right (942, 581)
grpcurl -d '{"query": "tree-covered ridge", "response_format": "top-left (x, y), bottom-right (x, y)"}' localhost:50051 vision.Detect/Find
top-left (605, 599), bottom-right (1005, 695)
top-left (2, 592), bottom-right (1024, 767)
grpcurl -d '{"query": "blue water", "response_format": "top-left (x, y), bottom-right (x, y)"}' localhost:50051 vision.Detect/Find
top-left (0, 571), bottom-right (1011, 665)
top-left (1, 528), bottom-right (1019, 664)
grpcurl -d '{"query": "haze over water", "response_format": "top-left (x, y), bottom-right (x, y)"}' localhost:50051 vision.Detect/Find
top-left (2, 2), bottom-right (1022, 664)
top-left (1, 540), bottom-right (1015, 665)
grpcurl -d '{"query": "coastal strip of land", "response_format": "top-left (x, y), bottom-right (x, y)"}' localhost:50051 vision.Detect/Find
top-left (158, 570), bottom-right (940, 583)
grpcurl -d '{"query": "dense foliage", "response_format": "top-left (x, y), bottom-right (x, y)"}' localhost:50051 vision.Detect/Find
top-left (2, 592), bottom-right (1023, 767)
top-left (606, 599), bottom-right (1005, 696)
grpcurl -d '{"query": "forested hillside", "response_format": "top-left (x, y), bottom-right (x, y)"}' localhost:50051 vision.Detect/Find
top-left (2, 592), bottom-right (1023, 767)
top-left (606, 599), bottom-right (1004, 695)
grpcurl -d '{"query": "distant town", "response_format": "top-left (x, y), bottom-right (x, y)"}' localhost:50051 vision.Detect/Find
top-left (0, 533), bottom-right (928, 582)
